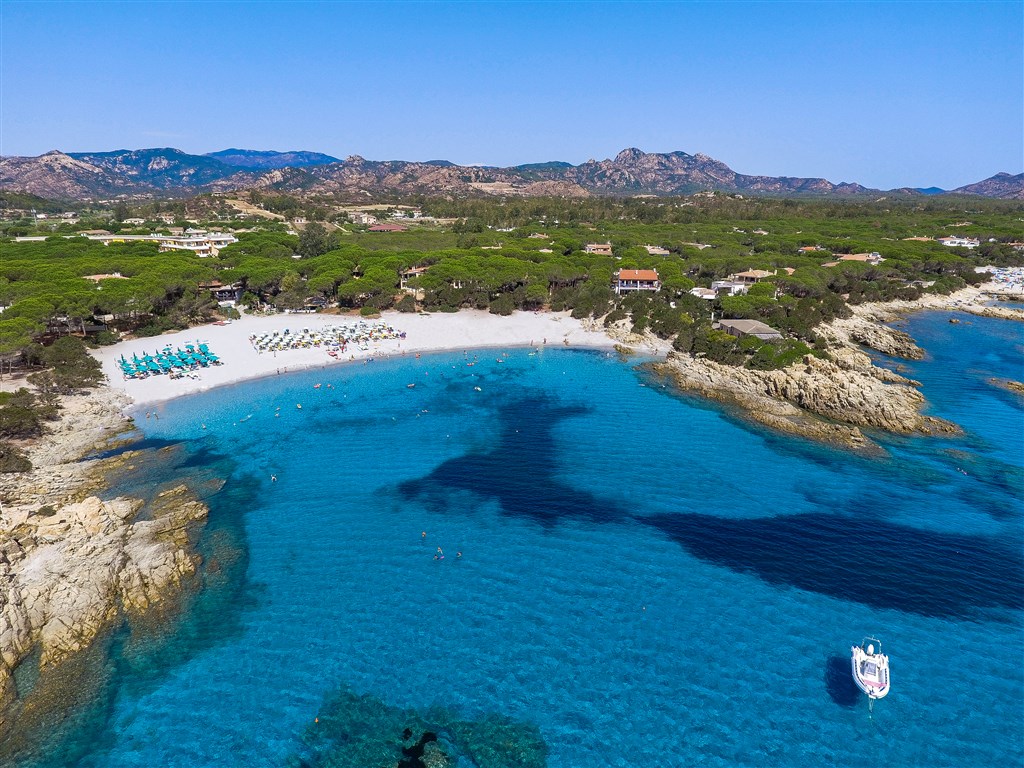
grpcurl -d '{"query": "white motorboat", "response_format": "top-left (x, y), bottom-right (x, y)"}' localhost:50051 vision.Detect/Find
top-left (851, 637), bottom-right (890, 699)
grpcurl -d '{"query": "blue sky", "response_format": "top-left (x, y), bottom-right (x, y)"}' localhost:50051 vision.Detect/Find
top-left (1, 1), bottom-right (1021, 189)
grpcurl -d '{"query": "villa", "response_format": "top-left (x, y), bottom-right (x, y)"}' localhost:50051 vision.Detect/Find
top-left (711, 280), bottom-right (750, 296)
top-left (729, 269), bottom-right (775, 283)
top-left (585, 242), bottom-right (614, 256)
top-left (614, 269), bottom-right (660, 294)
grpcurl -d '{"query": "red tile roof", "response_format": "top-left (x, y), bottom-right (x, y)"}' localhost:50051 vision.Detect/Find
top-left (617, 269), bottom-right (659, 281)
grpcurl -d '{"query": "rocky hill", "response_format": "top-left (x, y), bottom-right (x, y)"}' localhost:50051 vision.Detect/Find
top-left (951, 172), bottom-right (1024, 200)
top-left (1, 146), bottom-right (1019, 200)
top-left (206, 148), bottom-right (340, 169)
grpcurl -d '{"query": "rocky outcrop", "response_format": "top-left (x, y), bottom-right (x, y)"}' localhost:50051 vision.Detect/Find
top-left (988, 378), bottom-right (1024, 398)
top-left (960, 303), bottom-right (1024, 322)
top-left (654, 347), bottom-right (957, 450)
top-left (821, 316), bottom-right (925, 359)
top-left (0, 387), bottom-right (209, 738)
top-left (0, 490), bottom-right (207, 726)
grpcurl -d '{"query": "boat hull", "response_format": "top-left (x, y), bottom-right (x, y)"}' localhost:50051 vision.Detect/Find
top-left (851, 645), bottom-right (890, 699)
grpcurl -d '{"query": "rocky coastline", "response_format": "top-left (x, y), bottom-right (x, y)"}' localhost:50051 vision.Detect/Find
top-left (648, 288), bottom-right (1019, 450)
top-left (0, 387), bottom-right (209, 743)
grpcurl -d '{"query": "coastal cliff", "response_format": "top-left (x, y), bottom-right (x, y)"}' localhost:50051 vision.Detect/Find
top-left (0, 389), bottom-right (209, 740)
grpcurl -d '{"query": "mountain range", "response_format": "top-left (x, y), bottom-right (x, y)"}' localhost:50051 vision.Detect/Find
top-left (1, 146), bottom-right (1020, 201)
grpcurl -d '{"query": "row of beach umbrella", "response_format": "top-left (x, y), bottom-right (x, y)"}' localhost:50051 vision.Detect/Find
top-left (248, 322), bottom-right (405, 354)
top-left (118, 342), bottom-right (222, 379)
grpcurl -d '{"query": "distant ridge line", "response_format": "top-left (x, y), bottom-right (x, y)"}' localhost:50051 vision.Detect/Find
top-left (0, 146), bottom-right (1020, 200)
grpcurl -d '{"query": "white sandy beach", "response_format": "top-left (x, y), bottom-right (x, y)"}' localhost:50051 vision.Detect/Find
top-left (92, 310), bottom-right (625, 409)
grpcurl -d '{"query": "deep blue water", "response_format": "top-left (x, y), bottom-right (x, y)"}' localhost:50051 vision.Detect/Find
top-left (8, 312), bottom-right (1024, 767)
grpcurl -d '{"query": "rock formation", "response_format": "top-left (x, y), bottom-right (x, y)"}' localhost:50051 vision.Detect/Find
top-left (0, 388), bottom-right (209, 739)
top-left (652, 309), bottom-right (961, 449)
top-left (0, 491), bottom-right (206, 726)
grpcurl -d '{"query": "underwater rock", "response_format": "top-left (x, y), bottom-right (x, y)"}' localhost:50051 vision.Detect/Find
top-left (288, 686), bottom-right (547, 768)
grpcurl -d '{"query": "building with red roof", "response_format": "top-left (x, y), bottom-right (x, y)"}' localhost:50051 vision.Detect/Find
top-left (614, 269), bottom-right (660, 295)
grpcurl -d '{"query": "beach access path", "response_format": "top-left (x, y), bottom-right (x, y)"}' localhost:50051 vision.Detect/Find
top-left (92, 309), bottom-right (621, 408)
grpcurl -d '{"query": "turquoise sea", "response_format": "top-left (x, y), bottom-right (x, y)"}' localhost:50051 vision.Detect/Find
top-left (7, 311), bottom-right (1024, 767)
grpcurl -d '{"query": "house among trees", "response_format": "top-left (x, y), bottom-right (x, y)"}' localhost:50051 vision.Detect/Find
top-left (837, 252), bottom-right (885, 265)
top-left (585, 242), bottom-right (613, 256)
top-left (710, 279), bottom-right (749, 296)
top-left (400, 266), bottom-right (430, 294)
top-left (938, 236), bottom-right (980, 249)
top-left (644, 245), bottom-right (671, 256)
top-left (689, 287), bottom-right (717, 300)
top-left (715, 319), bottom-right (783, 341)
top-left (614, 269), bottom-right (660, 295)
top-left (199, 280), bottom-right (244, 305)
top-left (729, 269), bottom-right (775, 283)
top-left (351, 212), bottom-right (379, 226)
top-left (368, 223), bottom-right (407, 232)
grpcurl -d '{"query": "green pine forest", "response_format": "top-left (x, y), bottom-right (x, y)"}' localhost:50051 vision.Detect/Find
top-left (2, 195), bottom-right (1022, 379)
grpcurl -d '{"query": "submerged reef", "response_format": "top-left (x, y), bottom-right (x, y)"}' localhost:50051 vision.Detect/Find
top-left (286, 687), bottom-right (547, 768)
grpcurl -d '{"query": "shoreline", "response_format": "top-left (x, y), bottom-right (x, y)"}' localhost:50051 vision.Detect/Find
top-left (0, 388), bottom-right (210, 744)
top-left (1, 287), bottom-right (1019, 748)
top-left (91, 309), bottom-right (621, 411)
top-left (653, 286), bottom-right (1023, 451)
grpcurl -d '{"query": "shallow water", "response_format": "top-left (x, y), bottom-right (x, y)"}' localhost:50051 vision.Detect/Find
top-left (9, 312), bottom-right (1023, 767)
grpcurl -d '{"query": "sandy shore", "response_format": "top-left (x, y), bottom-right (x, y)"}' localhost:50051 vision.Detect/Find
top-left (93, 310), bottom-right (621, 409)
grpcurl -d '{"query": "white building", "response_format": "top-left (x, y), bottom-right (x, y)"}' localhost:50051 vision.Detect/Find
top-left (80, 231), bottom-right (238, 257)
top-left (710, 280), bottom-right (750, 296)
top-left (938, 236), bottom-right (980, 249)
top-left (350, 212), bottom-right (379, 226)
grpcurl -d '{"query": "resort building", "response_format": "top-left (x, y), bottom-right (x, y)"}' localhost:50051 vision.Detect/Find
top-left (585, 242), bottom-right (614, 256)
top-left (614, 269), bottom-right (660, 295)
top-left (715, 319), bottom-right (783, 341)
top-left (157, 231), bottom-right (238, 257)
top-left (74, 231), bottom-right (238, 257)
